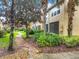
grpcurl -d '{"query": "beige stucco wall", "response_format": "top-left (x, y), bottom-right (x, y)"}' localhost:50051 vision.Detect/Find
top-left (30, 22), bottom-right (44, 30)
top-left (59, 2), bottom-right (68, 36)
top-left (72, 6), bottom-right (79, 35)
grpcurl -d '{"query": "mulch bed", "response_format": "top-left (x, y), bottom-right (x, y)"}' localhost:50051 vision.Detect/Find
top-left (40, 46), bottom-right (79, 53)
top-left (27, 38), bottom-right (79, 53)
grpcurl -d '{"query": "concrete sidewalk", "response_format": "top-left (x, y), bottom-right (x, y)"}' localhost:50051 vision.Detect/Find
top-left (33, 51), bottom-right (79, 59)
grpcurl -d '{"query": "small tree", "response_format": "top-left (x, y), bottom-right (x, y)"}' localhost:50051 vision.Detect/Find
top-left (2, 0), bottom-right (15, 51)
top-left (15, 0), bottom-right (41, 38)
top-left (8, 0), bottom-right (15, 51)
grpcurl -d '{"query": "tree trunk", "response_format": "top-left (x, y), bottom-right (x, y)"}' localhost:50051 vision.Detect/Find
top-left (8, 27), bottom-right (14, 51)
top-left (67, 0), bottom-right (75, 37)
top-left (43, 15), bottom-right (46, 32)
top-left (68, 17), bottom-right (73, 37)
top-left (8, 0), bottom-right (14, 51)
top-left (25, 22), bottom-right (29, 38)
top-left (41, 0), bottom-right (47, 32)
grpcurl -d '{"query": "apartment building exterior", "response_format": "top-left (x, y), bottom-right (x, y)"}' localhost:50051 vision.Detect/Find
top-left (46, 0), bottom-right (79, 35)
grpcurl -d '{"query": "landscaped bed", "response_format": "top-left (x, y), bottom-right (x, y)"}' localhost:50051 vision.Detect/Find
top-left (33, 32), bottom-right (79, 47)
top-left (27, 38), bottom-right (79, 53)
top-left (27, 31), bottom-right (79, 53)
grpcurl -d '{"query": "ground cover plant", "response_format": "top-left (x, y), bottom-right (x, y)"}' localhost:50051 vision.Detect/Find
top-left (33, 32), bottom-right (79, 48)
top-left (63, 36), bottom-right (79, 47)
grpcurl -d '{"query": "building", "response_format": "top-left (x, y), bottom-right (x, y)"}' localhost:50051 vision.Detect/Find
top-left (29, 21), bottom-right (43, 30)
top-left (46, 0), bottom-right (79, 35)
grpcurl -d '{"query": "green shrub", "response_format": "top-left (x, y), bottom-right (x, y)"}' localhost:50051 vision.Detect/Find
top-left (46, 34), bottom-right (62, 46)
top-left (33, 32), bottom-right (44, 41)
top-left (0, 30), bottom-right (4, 38)
top-left (33, 32), bottom-right (79, 47)
top-left (34, 32), bottom-right (62, 47)
top-left (29, 30), bottom-right (35, 35)
top-left (32, 29), bottom-right (44, 33)
top-left (34, 33), bottom-right (40, 40)
top-left (63, 36), bottom-right (79, 47)
top-left (22, 31), bottom-right (26, 39)
top-left (35, 30), bottom-right (43, 33)
top-left (5, 28), bottom-right (10, 33)
top-left (37, 33), bottom-right (48, 47)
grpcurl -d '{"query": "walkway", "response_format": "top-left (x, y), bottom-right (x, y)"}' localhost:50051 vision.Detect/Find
top-left (15, 32), bottom-right (40, 59)
top-left (33, 52), bottom-right (79, 59)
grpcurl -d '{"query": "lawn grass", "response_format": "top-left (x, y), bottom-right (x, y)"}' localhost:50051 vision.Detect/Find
top-left (0, 30), bottom-right (26, 48)
top-left (0, 34), bottom-right (9, 48)
top-left (15, 30), bottom-right (26, 38)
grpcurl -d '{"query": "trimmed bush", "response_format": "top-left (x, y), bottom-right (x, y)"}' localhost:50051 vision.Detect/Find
top-left (5, 28), bottom-right (10, 33)
top-left (37, 34), bottom-right (48, 47)
top-left (46, 34), bottom-right (62, 46)
top-left (33, 32), bottom-right (79, 47)
top-left (34, 32), bottom-right (62, 47)
top-left (36, 32), bottom-right (48, 46)
top-left (0, 30), bottom-right (4, 38)
top-left (63, 36), bottom-right (79, 47)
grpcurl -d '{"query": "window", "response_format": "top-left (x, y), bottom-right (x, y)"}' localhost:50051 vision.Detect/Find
top-left (49, 21), bottom-right (59, 34)
top-left (57, 9), bottom-right (60, 14)
top-left (46, 24), bottom-right (48, 32)
top-left (51, 9), bottom-right (60, 17)
top-left (52, 12), bottom-right (54, 16)
top-left (54, 11), bottom-right (56, 16)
